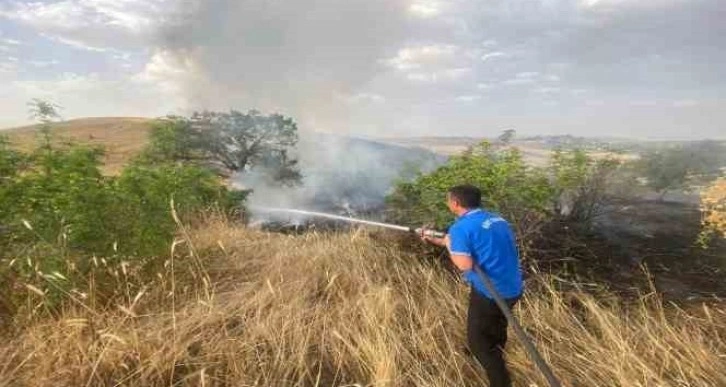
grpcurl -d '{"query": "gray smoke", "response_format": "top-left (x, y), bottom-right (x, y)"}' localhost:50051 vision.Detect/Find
top-left (159, 0), bottom-right (411, 131)
top-left (157, 0), bottom-right (440, 213)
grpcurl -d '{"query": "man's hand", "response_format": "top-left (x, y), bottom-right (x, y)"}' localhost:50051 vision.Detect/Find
top-left (420, 226), bottom-right (448, 247)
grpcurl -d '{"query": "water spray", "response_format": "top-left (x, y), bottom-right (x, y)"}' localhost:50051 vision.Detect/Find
top-left (250, 206), bottom-right (561, 387)
top-left (251, 207), bottom-right (446, 238)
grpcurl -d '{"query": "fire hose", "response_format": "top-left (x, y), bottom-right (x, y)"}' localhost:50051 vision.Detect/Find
top-left (252, 207), bottom-right (562, 387)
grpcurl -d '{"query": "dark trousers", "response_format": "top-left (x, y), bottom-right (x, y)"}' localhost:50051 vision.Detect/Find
top-left (467, 289), bottom-right (519, 387)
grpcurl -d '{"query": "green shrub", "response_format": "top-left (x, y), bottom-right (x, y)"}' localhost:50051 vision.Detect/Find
top-left (386, 142), bottom-right (552, 233)
top-left (112, 161), bottom-right (231, 256)
top-left (550, 149), bottom-right (624, 225)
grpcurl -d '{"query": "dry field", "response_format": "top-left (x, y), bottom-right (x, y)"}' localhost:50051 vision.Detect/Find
top-left (1, 218), bottom-right (724, 386)
top-left (2, 117), bottom-right (155, 174)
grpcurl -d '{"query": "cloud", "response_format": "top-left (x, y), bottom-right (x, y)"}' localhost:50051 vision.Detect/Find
top-left (28, 59), bottom-right (59, 68)
top-left (455, 95), bottom-right (481, 102)
top-left (347, 93), bottom-right (386, 104)
top-left (1, 0), bottom-right (725, 139)
top-left (386, 44), bottom-right (459, 71)
top-left (0, 0), bottom-right (171, 50)
top-left (408, 1), bottom-right (446, 18)
top-left (532, 87), bottom-right (561, 94)
top-left (0, 68), bottom-right (182, 127)
top-left (1, 38), bottom-right (21, 46)
top-left (481, 51), bottom-right (506, 62)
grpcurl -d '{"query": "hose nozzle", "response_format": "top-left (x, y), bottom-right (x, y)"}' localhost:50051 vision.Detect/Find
top-left (414, 228), bottom-right (446, 238)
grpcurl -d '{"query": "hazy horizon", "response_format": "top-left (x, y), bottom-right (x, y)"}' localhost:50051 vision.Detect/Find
top-left (1, 0), bottom-right (724, 140)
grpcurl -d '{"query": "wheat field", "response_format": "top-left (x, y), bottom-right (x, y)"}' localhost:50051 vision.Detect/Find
top-left (1, 218), bottom-right (724, 386)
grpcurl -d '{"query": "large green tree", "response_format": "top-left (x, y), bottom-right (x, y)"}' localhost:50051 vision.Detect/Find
top-left (147, 110), bottom-right (302, 185)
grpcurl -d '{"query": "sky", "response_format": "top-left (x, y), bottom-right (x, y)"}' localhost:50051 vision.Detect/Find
top-left (0, 0), bottom-right (724, 139)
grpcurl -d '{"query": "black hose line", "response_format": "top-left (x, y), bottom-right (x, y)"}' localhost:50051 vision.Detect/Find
top-left (472, 265), bottom-right (562, 387)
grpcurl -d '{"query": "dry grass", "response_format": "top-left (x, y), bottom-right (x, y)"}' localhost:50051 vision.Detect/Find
top-left (2, 117), bottom-right (155, 174)
top-left (1, 219), bottom-right (725, 386)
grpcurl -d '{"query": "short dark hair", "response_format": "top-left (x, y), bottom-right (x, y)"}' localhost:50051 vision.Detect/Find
top-left (447, 185), bottom-right (482, 208)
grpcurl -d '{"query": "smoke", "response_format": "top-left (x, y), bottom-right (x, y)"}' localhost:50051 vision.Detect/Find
top-left (237, 134), bottom-right (444, 216)
top-left (155, 0), bottom-right (442, 214)
top-left (158, 0), bottom-right (411, 131)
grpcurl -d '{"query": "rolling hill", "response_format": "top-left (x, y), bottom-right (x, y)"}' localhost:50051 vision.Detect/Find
top-left (2, 117), bottom-right (156, 174)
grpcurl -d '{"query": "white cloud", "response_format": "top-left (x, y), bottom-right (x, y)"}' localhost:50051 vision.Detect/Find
top-left (41, 34), bottom-right (109, 52)
top-left (481, 51), bottom-right (506, 62)
top-left (545, 74), bottom-right (561, 82)
top-left (347, 92), bottom-right (386, 103)
top-left (516, 71), bottom-right (540, 79)
top-left (386, 43), bottom-right (474, 84)
top-left (0, 76), bottom-right (179, 128)
top-left (406, 67), bottom-right (471, 83)
top-left (1, 38), bottom-right (21, 46)
top-left (0, 0), bottom-right (171, 50)
top-left (503, 78), bottom-right (535, 85)
top-left (133, 50), bottom-right (201, 97)
top-left (386, 44), bottom-right (459, 71)
top-left (408, 1), bottom-right (445, 18)
top-left (456, 95), bottom-right (481, 102)
top-left (0, 61), bottom-right (18, 73)
top-left (532, 87), bottom-right (561, 94)
top-left (28, 59), bottom-right (60, 68)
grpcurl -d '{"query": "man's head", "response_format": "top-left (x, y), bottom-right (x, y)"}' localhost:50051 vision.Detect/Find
top-left (446, 184), bottom-right (482, 215)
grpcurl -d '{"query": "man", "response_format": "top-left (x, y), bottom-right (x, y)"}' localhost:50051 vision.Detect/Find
top-left (422, 184), bottom-right (523, 387)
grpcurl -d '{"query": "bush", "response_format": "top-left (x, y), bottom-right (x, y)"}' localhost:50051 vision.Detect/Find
top-left (386, 142), bottom-right (552, 241)
top-left (550, 149), bottom-right (625, 225)
top-left (0, 134), bottom-right (238, 317)
top-left (637, 141), bottom-right (725, 197)
top-left (112, 161), bottom-right (232, 256)
top-left (699, 177), bottom-right (726, 246)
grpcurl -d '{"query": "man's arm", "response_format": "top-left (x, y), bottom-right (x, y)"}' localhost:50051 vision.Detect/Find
top-left (446, 226), bottom-right (475, 272)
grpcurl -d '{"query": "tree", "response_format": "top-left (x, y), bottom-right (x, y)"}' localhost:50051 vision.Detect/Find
top-left (191, 110), bottom-right (301, 184)
top-left (139, 118), bottom-right (205, 164)
top-left (497, 129), bottom-right (516, 145)
top-left (145, 110), bottom-right (302, 185)
top-left (638, 142), bottom-right (725, 198)
top-left (27, 98), bottom-right (62, 151)
top-left (27, 98), bottom-right (61, 125)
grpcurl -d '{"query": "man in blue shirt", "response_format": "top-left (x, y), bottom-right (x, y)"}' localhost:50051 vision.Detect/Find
top-left (422, 184), bottom-right (523, 387)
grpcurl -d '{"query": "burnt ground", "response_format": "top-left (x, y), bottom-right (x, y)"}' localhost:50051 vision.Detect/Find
top-left (531, 199), bottom-right (726, 303)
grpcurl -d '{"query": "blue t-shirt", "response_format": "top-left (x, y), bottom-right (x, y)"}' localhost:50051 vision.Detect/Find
top-left (448, 209), bottom-right (523, 299)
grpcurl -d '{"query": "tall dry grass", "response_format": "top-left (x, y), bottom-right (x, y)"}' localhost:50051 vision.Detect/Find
top-left (1, 218), bottom-right (725, 386)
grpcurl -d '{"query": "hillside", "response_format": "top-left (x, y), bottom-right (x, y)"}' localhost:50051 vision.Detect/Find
top-left (377, 136), bottom-right (640, 166)
top-left (3, 221), bottom-right (725, 386)
top-left (2, 117), bottom-right (156, 174)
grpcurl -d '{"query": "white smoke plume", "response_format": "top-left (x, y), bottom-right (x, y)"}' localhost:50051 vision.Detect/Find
top-left (155, 0), bottom-right (440, 214)
top-left (157, 0), bottom-right (412, 132)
